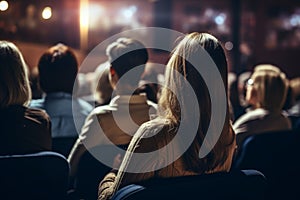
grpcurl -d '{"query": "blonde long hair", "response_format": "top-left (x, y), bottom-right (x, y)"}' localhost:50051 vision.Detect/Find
top-left (159, 32), bottom-right (234, 173)
top-left (0, 41), bottom-right (31, 108)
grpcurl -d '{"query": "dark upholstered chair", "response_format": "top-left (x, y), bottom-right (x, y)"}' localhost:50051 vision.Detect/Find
top-left (52, 137), bottom-right (78, 157)
top-left (233, 129), bottom-right (300, 200)
top-left (75, 144), bottom-right (128, 200)
top-left (111, 170), bottom-right (267, 200)
top-left (0, 151), bottom-right (69, 200)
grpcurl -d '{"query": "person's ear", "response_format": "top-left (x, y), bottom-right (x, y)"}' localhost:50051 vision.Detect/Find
top-left (109, 67), bottom-right (118, 89)
top-left (110, 67), bottom-right (116, 77)
top-left (247, 86), bottom-right (259, 107)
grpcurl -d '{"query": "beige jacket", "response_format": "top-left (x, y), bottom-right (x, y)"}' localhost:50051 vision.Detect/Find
top-left (68, 94), bottom-right (157, 178)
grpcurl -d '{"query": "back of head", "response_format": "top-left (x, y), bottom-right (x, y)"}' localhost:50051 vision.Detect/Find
top-left (160, 32), bottom-right (228, 124)
top-left (106, 38), bottom-right (148, 87)
top-left (0, 41), bottom-right (31, 108)
top-left (251, 64), bottom-right (288, 112)
top-left (38, 43), bottom-right (78, 94)
top-left (160, 32), bottom-right (234, 173)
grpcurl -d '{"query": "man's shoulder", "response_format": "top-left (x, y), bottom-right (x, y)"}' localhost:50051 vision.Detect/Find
top-left (91, 105), bottom-right (115, 116)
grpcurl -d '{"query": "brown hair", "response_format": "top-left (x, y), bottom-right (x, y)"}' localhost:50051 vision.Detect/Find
top-left (38, 43), bottom-right (78, 94)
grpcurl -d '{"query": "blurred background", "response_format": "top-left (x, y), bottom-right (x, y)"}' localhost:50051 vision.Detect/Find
top-left (0, 0), bottom-right (299, 77)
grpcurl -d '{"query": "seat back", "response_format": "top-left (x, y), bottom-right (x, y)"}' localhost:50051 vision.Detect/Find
top-left (111, 170), bottom-right (267, 200)
top-left (0, 151), bottom-right (69, 200)
top-left (76, 144), bottom-right (128, 200)
top-left (52, 137), bottom-right (78, 157)
top-left (233, 129), bottom-right (300, 199)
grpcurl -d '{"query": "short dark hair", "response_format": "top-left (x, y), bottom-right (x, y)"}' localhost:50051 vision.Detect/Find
top-left (106, 38), bottom-right (148, 86)
top-left (38, 43), bottom-right (78, 94)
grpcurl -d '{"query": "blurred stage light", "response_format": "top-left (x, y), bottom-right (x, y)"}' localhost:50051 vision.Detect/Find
top-left (290, 14), bottom-right (300, 27)
top-left (225, 41), bottom-right (233, 51)
top-left (80, 0), bottom-right (89, 50)
top-left (215, 13), bottom-right (226, 25)
top-left (0, 1), bottom-right (8, 11)
top-left (121, 6), bottom-right (137, 19)
top-left (42, 7), bottom-right (52, 20)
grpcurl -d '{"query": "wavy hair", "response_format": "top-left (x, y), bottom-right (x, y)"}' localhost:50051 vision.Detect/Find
top-left (159, 32), bottom-right (235, 173)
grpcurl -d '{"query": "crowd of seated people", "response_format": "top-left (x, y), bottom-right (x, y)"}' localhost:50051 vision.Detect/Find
top-left (1, 30), bottom-right (300, 200)
top-left (98, 32), bottom-right (236, 199)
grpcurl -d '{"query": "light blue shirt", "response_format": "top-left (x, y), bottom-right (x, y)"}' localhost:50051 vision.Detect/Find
top-left (30, 92), bottom-right (93, 138)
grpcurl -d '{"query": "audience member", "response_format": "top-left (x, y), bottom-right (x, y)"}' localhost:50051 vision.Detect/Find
top-left (76, 61), bottom-right (113, 106)
top-left (30, 43), bottom-right (93, 138)
top-left (92, 63), bottom-right (114, 106)
top-left (233, 64), bottom-right (291, 145)
top-left (228, 71), bottom-right (252, 122)
top-left (0, 41), bottom-right (51, 155)
top-left (237, 71), bottom-right (252, 109)
top-left (28, 67), bottom-right (43, 99)
top-left (287, 77), bottom-right (300, 129)
top-left (229, 75), bottom-right (245, 122)
top-left (68, 38), bottom-right (157, 181)
top-left (98, 32), bottom-right (236, 199)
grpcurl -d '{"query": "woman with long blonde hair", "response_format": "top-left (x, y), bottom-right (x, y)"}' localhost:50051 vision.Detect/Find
top-left (98, 32), bottom-right (236, 199)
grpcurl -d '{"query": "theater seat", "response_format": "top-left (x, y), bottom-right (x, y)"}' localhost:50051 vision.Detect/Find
top-left (111, 170), bottom-right (267, 200)
top-left (233, 129), bottom-right (300, 199)
top-left (0, 151), bottom-right (69, 200)
top-left (52, 136), bottom-right (78, 157)
top-left (75, 144), bottom-right (128, 200)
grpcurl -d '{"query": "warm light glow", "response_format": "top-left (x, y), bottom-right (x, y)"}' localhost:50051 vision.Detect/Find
top-left (80, 0), bottom-right (89, 50)
top-left (42, 7), bottom-right (52, 20)
top-left (80, 0), bottom-right (89, 29)
top-left (0, 1), bottom-right (8, 11)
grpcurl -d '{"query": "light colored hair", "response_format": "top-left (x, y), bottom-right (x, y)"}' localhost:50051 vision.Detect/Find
top-left (251, 64), bottom-right (288, 112)
top-left (0, 41), bottom-right (31, 108)
top-left (94, 65), bottom-right (113, 105)
top-left (290, 77), bottom-right (300, 101)
top-left (159, 32), bottom-right (235, 173)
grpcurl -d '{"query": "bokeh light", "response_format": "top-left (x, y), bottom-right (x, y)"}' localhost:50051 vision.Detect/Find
top-left (42, 7), bottom-right (52, 20)
top-left (0, 1), bottom-right (8, 12)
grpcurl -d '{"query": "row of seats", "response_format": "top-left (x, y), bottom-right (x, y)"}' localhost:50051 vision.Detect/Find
top-left (1, 129), bottom-right (299, 200)
top-left (232, 129), bottom-right (300, 199)
top-left (0, 151), bottom-right (69, 200)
